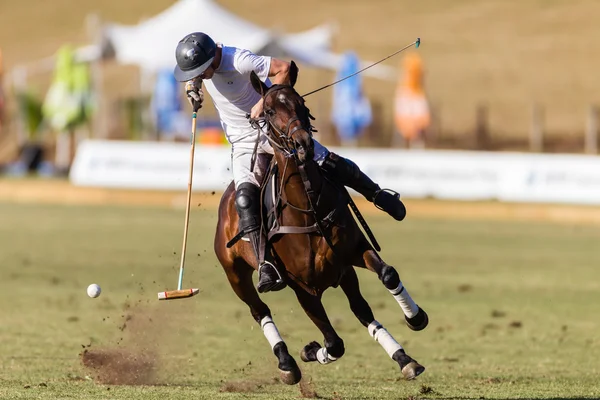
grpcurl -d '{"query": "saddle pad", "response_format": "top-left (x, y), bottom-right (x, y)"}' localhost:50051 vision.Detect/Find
top-left (262, 164), bottom-right (279, 233)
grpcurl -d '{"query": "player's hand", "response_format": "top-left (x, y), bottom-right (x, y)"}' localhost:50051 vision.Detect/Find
top-left (185, 78), bottom-right (204, 112)
top-left (250, 98), bottom-right (264, 119)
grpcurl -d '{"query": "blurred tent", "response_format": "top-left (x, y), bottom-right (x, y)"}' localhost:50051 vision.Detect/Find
top-left (331, 51), bottom-right (372, 146)
top-left (100, 0), bottom-right (395, 79)
top-left (5, 0), bottom-right (398, 144)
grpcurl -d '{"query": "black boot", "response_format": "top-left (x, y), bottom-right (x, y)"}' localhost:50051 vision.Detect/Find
top-left (321, 153), bottom-right (406, 221)
top-left (235, 183), bottom-right (287, 293)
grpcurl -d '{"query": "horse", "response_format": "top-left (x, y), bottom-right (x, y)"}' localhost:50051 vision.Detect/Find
top-left (214, 61), bottom-right (428, 385)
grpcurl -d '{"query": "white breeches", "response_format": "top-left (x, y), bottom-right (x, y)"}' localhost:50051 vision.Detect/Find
top-left (231, 132), bottom-right (329, 189)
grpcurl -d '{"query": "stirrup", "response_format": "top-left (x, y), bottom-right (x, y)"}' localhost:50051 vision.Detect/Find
top-left (257, 261), bottom-right (286, 293)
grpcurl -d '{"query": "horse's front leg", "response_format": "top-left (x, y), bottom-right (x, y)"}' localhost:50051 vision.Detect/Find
top-left (215, 187), bottom-right (301, 385)
top-left (356, 246), bottom-right (428, 331)
top-left (290, 283), bottom-right (345, 366)
top-left (222, 259), bottom-right (302, 385)
top-left (339, 267), bottom-right (425, 380)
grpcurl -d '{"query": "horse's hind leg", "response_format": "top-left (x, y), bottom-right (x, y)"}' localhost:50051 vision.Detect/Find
top-left (224, 260), bottom-right (302, 385)
top-left (339, 267), bottom-right (425, 380)
top-left (357, 247), bottom-right (428, 331)
top-left (291, 284), bottom-right (345, 366)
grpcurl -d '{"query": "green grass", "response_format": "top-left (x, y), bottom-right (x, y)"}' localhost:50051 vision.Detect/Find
top-left (1, 201), bottom-right (599, 399)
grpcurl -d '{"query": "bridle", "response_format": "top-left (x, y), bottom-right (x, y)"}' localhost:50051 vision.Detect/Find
top-left (247, 85), bottom-right (342, 261)
top-left (249, 85), bottom-right (315, 160)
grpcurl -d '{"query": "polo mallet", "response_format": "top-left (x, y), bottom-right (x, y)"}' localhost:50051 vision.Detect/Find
top-left (158, 112), bottom-right (200, 300)
top-left (302, 37), bottom-right (421, 98)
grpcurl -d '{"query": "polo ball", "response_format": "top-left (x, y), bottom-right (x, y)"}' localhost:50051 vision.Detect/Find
top-left (87, 284), bottom-right (102, 298)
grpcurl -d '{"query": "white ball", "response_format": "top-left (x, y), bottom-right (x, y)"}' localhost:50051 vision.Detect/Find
top-left (87, 284), bottom-right (102, 298)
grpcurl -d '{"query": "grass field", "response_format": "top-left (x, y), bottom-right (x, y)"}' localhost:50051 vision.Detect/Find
top-left (2, 0), bottom-right (600, 144)
top-left (1, 200), bottom-right (599, 399)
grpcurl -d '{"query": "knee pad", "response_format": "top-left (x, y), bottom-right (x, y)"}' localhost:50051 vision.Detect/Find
top-left (235, 183), bottom-right (259, 210)
top-left (235, 183), bottom-right (261, 232)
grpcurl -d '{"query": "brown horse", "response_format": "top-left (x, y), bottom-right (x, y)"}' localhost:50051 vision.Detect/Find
top-left (214, 62), bottom-right (428, 385)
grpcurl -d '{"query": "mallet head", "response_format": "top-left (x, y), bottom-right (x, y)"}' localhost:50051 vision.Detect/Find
top-left (158, 288), bottom-right (199, 300)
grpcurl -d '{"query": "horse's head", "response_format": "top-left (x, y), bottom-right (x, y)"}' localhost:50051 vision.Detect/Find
top-left (250, 61), bottom-right (314, 164)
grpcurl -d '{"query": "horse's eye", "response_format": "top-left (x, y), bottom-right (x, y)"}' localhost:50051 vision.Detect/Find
top-left (265, 109), bottom-right (275, 116)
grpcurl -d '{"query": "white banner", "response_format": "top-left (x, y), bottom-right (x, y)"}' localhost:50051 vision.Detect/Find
top-left (70, 140), bottom-right (600, 205)
top-left (70, 140), bottom-right (232, 190)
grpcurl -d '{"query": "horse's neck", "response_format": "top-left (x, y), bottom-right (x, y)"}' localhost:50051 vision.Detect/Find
top-left (275, 153), bottom-right (320, 214)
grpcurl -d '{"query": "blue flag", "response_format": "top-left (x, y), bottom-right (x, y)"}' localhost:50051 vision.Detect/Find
top-left (331, 52), bottom-right (372, 142)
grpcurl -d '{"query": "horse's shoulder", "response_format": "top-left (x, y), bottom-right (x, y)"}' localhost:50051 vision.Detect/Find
top-left (219, 181), bottom-right (236, 209)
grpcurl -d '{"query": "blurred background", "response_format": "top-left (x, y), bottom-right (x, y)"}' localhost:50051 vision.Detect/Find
top-left (2, 0), bottom-right (600, 177)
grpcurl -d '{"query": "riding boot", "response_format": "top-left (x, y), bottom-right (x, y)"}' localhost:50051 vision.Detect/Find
top-left (321, 152), bottom-right (406, 221)
top-left (235, 182), bottom-right (287, 293)
top-left (248, 230), bottom-right (286, 293)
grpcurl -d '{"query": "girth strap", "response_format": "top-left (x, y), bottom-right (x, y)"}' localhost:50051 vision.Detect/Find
top-left (267, 224), bottom-right (319, 241)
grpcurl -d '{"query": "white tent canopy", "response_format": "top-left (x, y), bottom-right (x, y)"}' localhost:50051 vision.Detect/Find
top-left (102, 0), bottom-right (396, 79)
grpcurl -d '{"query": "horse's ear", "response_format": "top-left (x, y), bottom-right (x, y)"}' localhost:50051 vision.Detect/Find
top-left (250, 71), bottom-right (268, 96)
top-left (289, 61), bottom-right (298, 88)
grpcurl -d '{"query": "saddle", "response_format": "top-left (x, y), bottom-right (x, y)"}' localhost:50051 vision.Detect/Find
top-left (262, 161), bottom-right (339, 242)
top-left (227, 157), bottom-right (381, 257)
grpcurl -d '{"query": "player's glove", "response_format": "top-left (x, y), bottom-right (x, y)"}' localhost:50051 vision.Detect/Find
top-left (185, 79), bottom-right (204, 112)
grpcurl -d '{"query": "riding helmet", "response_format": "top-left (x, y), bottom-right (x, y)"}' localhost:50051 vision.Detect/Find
top-left (174, 32), bottom-right (216, 82)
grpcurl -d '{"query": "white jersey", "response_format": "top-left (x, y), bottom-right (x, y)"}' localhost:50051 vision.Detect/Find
top-left (202, 45), bottom-right (271, 144)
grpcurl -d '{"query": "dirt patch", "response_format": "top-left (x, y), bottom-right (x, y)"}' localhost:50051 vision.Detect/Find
top-left (80, 304), bottom-right (173, 385)
top-left (508, 321), bottom-right (523, 329)
top-left (419, 384), bottom-right (434, 394)
top-left (299, 377), bottom-right (321, 398)
top-left (219, 379), bottom-right (275, 393)
top-left (81, 348), bottom-right (157, 385)
top-left (457, 284), bottom-right (472, 293)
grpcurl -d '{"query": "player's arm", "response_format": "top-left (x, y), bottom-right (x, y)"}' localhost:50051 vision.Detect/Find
top-left (249, 57), bottom-right (292, 119)
top-left (267, 58), bottom-right (290, 86)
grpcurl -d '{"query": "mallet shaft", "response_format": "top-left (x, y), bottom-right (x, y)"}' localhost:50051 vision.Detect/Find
top-left (177, 112), bottom-right (198, 290)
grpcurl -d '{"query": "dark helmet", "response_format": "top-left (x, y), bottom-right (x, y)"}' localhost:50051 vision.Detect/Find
top-left (173, 32), bottom-right (216, 82)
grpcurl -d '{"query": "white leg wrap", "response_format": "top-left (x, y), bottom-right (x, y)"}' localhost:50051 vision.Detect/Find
top-left (260, 316), bottom-right (283, 350)
top-left (389, 282), bottom-right (419, 318)
top-left (316, 347), bottom-right (338, 365)
top-left (368, 321), bottom-right (403, 358)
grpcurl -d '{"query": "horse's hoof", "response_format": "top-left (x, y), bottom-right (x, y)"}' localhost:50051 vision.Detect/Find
top-left (401, 361), bottom-right (425, 380)
top-left (279, 366), bottom-right (302, 385)
top-left (300, 341), bottom-right (322, 363)
top-left (405, 306), bottom-right (428, 331)
top-left (274, 342), bottom-right (302, 384)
